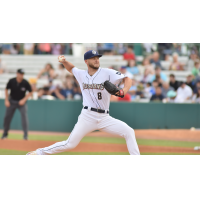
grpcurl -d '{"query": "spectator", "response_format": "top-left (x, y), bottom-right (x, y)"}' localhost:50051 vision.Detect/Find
top-left (144, 82), bottom-right (153, 99)
top-left (139, 58), bottom-right (155, 75)
top-left (186, 75), bottom-right (195, 91)
top-left (54, 64), bottom-right (68, 87)
top-left (128, 79), bottom-right (137, 101)
top-left (161, 82), bottom-right (174, 98)
top-left (151, 66), bottom-right (167, 83)
top-left (151, 80), bottom-right (159, 95)
top-left (193, 81), bottom-right (200, 94)
top-left (169, 53), bottom-right (184, 71)
top-left (157, 43), bottom-right (173, 59)
top-left (192, 60), bottom-right (200, 77)
top-left (2, 43), bottom-right (11, 54)
top-left (51, 43), bottom-right (62, 55)
top-left (188, 52), bottom-right (198, 70)
top-left (175, 82), bottom-right (193, 103)
top-left (10, 44), bottom-right (20, 54)
top-left (37, 63), bottom-right (55, 80)
top-left (192, 88), bottom-right (200, 103)
top-left (120, 66), bottom-right (133, 79)
top-left (123, 45), bottom-right (135, 61)
top-left (150, 86), bottom-right (164, 102)
top-left (72, 85), bottom-right (82, 100)
top-left (164, 90), bottom-right (177, 103)
top-left (169, 74), bottom-right (180, 91)
top-left (58, 76), bottom-right (74, 100)
top-left (38, 43), bottom-right (51, 54)
top-left (126, 60), bottom-right (139, 75)
top-left (24, 43), bottom-right (35, 55)
top-left (143, 43), bottom-right (154, 54)
top-left (141, 69), bottom-right (153, 84)
top-left (150, 52), bottom-right (163, 69)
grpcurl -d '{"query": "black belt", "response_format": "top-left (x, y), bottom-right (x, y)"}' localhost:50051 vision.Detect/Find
top-left (84, 106), bottom-right (109, 114)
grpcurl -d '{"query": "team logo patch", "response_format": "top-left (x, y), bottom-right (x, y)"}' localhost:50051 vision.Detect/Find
top-left (92, 50), bottom-right (96, 55)
top-left (116, 72), bottom-right (121, 75)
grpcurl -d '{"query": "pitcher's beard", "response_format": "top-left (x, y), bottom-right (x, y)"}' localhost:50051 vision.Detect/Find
top-left (88, 64), bottom-right (100, 70)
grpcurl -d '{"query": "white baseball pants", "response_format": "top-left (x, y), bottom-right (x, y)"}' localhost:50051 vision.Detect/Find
top-left (36, 109), bottom-right (140, 155)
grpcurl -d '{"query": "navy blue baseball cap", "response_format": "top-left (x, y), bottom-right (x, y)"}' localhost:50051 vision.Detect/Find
top-left (84, 50), bottom-right (102, 60)
top-left (17, 69), bottom-right (25, 74)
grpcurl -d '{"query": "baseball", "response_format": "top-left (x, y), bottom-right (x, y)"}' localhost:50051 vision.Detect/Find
top-left (58, 56), bottom-right (64, 62)
top-left (190, 127), bottom-right (195, 131)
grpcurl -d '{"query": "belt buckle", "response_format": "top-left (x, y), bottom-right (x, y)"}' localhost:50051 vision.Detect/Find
top-left (97, 109), bottom-right (99, 112)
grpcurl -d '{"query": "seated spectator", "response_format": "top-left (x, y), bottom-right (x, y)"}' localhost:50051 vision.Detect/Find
top-left (51, 43), bottom-right (62, 55)
top-left (38, 43), bottom-right (51, 54)
top-left (24, 43), bottom-right (35, 55)
top-left (192, 88), bottom-right (200, 103)
top-left (175, 82), bottom-right (193, 103)
top-left (150, 86), bottom-right (164, 102)
top-left (72, 86), bottom-right (82, 100)
top-left (141, 68), bottom-right (153, 84)
top-left (151, 66), bottom-right (167, 83)
top-left (37, 63), bottom-right (55, 80)
top-left (169, 74), bottom-right (180, 91)
top-left (139, 58), bottom-right (155, 74)
top-left (150, 52), bottom-right (163, 69)
top-left (188, 52), bottom-right (199, 70)
top-left (2, 43), bottom-right (11, 54)
top-left (123, 45), bottom-right (135, 61)
top-left (192, 60), bottom-right (200, 77)
top-left (144, 82), bottom-right (153, 99)
top-left (161, 82), bottom-right (174, 98)
top-left (164, 90), bottom-right (177, 103)
top-left (193, 81), bottom-right (200, 94)
top-left (10, 43), bottom-right (20, 54)
top-left (150, 80), bottom-right (159, 95)
top-left (54, 64), bottom-right (68, 87)
top-left (120, 66), bottom-right (133, 79)
top-left (157, 43), bottom-right (173, 60)
top-left (169, 53), bottom-right (184, 71)
top-left (128, 79), bottom-right (137, 101)
top-left (126, 60), bottom-right (139, 75)
top-left (143, 43), bottom-right (154, 55)
top-left (38, 79), bottom-right (56, 99)
top-left (186, 75), bottom-right (195, 91)
top-left (29, 78), bottom-right (38, 99)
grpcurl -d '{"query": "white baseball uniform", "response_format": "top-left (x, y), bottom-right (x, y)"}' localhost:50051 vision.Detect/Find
top-left (36, 67), bottom-right (140, 155)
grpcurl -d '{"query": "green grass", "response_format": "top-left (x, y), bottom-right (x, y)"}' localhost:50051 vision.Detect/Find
top-left (0, 149), bottom-right (199, 155)
top-left (5, 133), bottom-right (200, 148)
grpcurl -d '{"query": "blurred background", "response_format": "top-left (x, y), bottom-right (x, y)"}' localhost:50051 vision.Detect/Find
top-left (0, 43), bottom-right (200, 103)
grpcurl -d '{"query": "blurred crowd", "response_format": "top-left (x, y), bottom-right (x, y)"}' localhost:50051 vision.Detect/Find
top-left (110, 45), bottom-right (200, 103)
top-left (1, 43), bottom-right (200, 103)
top-left (29, 63), bottom-right (82, 100)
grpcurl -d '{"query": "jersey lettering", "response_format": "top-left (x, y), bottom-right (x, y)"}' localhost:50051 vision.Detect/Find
top-left (83, 83), bottom-right (104, 90)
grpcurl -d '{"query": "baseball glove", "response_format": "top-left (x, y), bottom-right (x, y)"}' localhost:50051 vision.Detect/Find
top-left (104, 81), bottom-right (124, 98)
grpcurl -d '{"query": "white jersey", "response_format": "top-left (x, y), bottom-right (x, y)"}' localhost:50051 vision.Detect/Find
top-left (72, 67), bottom-right (126, 110)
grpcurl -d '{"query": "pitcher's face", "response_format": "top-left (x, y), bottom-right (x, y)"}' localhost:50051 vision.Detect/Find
top-left (85, 56), bottom-right (100, 69)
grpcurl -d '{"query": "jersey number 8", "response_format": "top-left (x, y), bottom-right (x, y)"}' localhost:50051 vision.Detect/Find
top-left (97, 92), bottom-right (102, 100)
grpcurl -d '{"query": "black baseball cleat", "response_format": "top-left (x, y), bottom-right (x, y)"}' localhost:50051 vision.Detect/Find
top-left (1, 135), bottom-right (8, 140)
top-left (23, 136), bottom-right (28, 141)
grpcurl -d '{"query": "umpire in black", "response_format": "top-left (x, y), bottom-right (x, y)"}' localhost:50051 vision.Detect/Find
top-left (1, 69), bottom-right (32, 140)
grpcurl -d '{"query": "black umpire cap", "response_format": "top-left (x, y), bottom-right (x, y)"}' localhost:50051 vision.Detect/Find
top-left (17, 69), bottom-right (25, 74)
top-left (84, 50), bottom-right (102, 60)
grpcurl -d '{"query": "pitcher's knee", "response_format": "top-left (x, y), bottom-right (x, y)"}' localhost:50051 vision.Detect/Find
top-left (65, 141), bottom-right (78, 150)
top-left (124, 127), bottom-right (135, 138)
